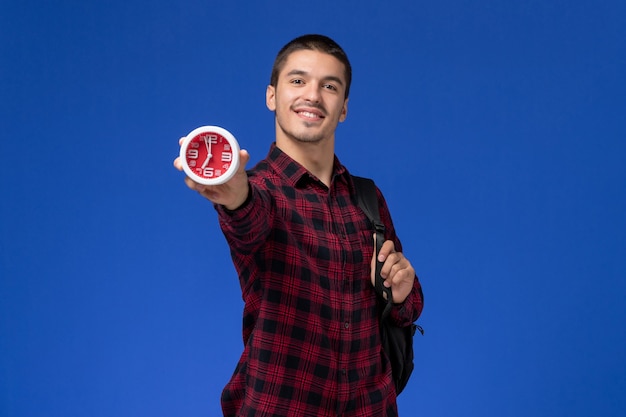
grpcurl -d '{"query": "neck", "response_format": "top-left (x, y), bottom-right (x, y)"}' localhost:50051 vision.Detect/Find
top-left (276, 136), bottom-right (335, 187)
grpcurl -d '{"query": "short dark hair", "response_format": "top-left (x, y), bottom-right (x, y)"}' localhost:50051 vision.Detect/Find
top-left (270, 34), bottom-right (352, 98)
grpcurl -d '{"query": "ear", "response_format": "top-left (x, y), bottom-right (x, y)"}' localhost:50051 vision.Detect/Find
top-left (266, 85), bottom-right (276, 111)
top-left (339, 98), bottom-right (349, 122)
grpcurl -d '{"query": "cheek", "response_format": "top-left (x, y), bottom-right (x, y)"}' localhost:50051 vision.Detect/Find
top-left (273, 94), bottom-right (291, 113)
top-left (332, 104), bottom-right (347, 122)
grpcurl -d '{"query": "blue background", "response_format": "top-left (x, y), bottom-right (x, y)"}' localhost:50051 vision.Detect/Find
top-left (1, 1), bottom-right (625, 416)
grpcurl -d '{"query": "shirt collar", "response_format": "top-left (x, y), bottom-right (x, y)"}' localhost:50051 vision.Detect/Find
top-left (266, 143), bottom-right (349, 189)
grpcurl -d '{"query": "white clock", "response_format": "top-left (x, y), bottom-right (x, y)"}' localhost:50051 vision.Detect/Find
top-left (179, 126), bottom-right (240, 185)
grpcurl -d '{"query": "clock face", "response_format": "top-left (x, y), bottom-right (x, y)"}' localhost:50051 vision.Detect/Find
top-left (180, 126), bottom-right (240, 185)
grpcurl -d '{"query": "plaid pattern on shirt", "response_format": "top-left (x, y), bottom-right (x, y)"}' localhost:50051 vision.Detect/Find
top-left (216, 144), bottom-right (423, 417)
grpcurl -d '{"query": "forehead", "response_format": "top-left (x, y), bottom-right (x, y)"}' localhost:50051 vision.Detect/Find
top-left (278, 49), bottom-right (347, 82)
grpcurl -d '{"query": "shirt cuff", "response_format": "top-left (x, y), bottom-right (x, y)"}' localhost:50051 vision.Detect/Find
top-left (389, 281), bottom-right (423, 326)
top-left (220, 183), bottom-right (253, 215)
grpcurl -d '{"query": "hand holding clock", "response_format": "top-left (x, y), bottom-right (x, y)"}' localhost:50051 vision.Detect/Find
top-left (174, 126), bottom-right (250, 210)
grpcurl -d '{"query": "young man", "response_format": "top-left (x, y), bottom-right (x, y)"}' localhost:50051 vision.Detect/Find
top-left (174, 34), bottom-right (424, 417)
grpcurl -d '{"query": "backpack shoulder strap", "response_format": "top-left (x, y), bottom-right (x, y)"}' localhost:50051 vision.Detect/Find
top-left (352, 176), bottom-right (379, 224)
top-left (352, 176), bottom-right (393, 319)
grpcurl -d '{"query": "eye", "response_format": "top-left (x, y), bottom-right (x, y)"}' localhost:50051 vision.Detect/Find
top-left (290, 79), bottom-right (304, 85)
top-left (323, 83), bottom-right (338, 91)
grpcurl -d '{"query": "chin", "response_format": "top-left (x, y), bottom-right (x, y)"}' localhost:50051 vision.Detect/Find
top-left (282, 127), bottom-right (325, 144)
top-left (293, 134), bottom-right (324, 143)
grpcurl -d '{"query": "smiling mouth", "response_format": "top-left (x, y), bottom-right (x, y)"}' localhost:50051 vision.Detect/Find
top-left (295, 109), bottom-right (325, 121)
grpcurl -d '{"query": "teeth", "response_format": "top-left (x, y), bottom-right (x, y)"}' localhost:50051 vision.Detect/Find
top-left (299, 111), bottom-right (320, 119)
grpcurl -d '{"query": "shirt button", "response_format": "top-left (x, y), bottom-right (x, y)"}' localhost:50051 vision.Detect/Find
top-left (344, 322), bottom-right (350, 329)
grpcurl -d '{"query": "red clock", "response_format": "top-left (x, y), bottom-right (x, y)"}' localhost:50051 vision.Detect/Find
top-left (179, 126), bottom-right (240, 185)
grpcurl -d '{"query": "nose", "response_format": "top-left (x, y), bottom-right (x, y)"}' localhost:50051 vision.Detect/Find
top-left (303, 81), bottom-right (321, 103)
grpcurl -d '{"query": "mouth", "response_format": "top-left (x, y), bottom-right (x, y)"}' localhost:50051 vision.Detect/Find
top-left (293, 106), bottom-right (326, 121)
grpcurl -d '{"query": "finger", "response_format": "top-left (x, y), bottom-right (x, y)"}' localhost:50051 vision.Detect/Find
top-left (184, 176), bottom-right (200, 191)
top-left (371, 234), bottom-right (391, 299)
top-left (380, 251), bottom-right (404, 281)
top-left (173, 156), bottom-right (183, 171)
top-left (175, 137), bottom-right (186, 170)
top-left (377, 239), bottom-right (396, 262)
top-left (385, 256), bottom-right (407, 282)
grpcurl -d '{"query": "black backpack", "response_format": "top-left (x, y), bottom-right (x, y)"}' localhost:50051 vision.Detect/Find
top-left (352, 176), bottom-right (424, 395)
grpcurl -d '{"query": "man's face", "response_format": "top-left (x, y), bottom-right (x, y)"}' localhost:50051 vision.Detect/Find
top-left (266, 49), bottom-right (349, 145)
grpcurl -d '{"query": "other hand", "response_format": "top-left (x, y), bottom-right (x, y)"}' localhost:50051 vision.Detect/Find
top-left (370, 236), bottom-right (415, 304)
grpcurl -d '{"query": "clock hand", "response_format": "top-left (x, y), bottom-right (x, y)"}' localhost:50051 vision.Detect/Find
top-left (202, 136), bottom-right (213, 169)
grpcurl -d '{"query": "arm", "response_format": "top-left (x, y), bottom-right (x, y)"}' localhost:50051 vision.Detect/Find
top-left (174, 136), bottom-right (274, 254)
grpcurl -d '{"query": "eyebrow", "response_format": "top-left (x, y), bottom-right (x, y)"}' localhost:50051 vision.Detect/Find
top-left (285, 69), bottom-right (345, 87)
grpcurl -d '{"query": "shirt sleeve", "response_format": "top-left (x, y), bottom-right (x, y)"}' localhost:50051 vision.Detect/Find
top-left (389, 278), bottom-right (424, 327)
top-left (215, 181), bottom-right (274, 255)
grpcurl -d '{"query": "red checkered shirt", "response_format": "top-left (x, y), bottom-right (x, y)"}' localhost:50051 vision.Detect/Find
top-left (216, 144), bottom-right (423, 417)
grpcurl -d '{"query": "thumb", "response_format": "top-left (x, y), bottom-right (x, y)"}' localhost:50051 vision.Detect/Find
top-left (239, 149), bottom-right (250, 172)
